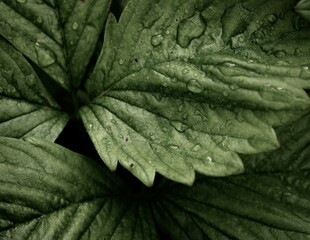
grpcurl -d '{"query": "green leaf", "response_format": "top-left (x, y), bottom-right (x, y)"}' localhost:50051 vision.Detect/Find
top-left (295, 0), bottom-right (310, 21)
top-left (80, 0), bottom-right (310, 186)
top-left (0, 0), bottom-right (112, 89)
top-left (154, 173), bottom-right (310, 240)
top-left (243, 111), bottom-right (310, 172)
top-left (0, 37), bottom-right (68, 141)
top-left (0, 137), bottom-right (158, 240)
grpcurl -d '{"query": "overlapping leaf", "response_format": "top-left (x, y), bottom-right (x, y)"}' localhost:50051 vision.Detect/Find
top-left (243, 111), bottom-right (310, 172)
top-left (0, 0), bottom-right (111, 89)
top-left (0, 37), bottom-right (68, 141)
top-left (0, 137), bottom-right (158, 240)
top-left (154, 172), bottom-right (310, 240)
top-left (80, 0), bottom-right (310, 186)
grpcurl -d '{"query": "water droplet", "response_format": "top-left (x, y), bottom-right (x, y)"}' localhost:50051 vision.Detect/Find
top-left (162, 82), bottom-right (168, 87)
top-left (72, 22), bottom-right (79, 30)
top-left (182, 68), bottom-right (189, 75)
top-left (169, 144), bottom-right (179, 150)
top-left (191, 144), bottom-right (201, 152)
top-left (229, 84), bottom-right (239, 91)
top-left (16, 0), bottom-right (26, 3)
top-left (238, 36), bottom-right (245, 43)
top-left (267, 14), bottom-right (278, 23)
top-left (177, 13), bottom-right (206, 48)
top-left (178, 104), bottom-right (184, 112)
top-left (170, 121), bottom-right (188, 132)
top-left (235, 112), bottom-right (244, 122)
top-left (182, 113), bottom-right (189, 120)
top-left (37, 16), bottom-right (43, 24)
top-left (222, 91), bottom-right (229, 97)
top-left (89, 123), bottom-right (93, 129)
top-left (187, 79), bottom-right (203, 93)
top-left (294, 48), bottom-right (302, 56)
top-left (206, 156), bottom-right (213, 164)
top-left (162, 127), bottom-right (168, 132)
top-left (165, 29), bottom-right (171, 35)
top-left (151, 34), bottom-right (164, 47)
top-left (25, 74), bottom-right (36, 86)
top-left (111, 119), bottom-right (116, 124)
top-left (274, 50), bottom-right (286, 58)
top-left (35, 44), bottom-right (56, 67)
top-left (171, 78), bottom-right (178, 83)
top-left (118, 58), bottom-right (125, 65)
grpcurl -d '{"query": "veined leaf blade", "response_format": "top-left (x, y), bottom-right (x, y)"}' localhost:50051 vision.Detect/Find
top-left (81, 0), bottom-right (310, 185)
top-left (0, 37), bottom-right (68, 141)
top-left (0, 137), bottom-right (158, 240)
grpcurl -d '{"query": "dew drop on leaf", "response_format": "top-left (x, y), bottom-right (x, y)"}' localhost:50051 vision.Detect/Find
top-left (182, 113), bottom-right (189, 120)
top-left (37, 16), bottom-right (43, 24)
top-left (274, 50), bottom-right (286, 58)
top-left (118, 58), bottom-right (125, 65)
top-left (150, 34), bottom-right (164, 47)
top-left (187, 79), bottom-right (203, 93)
top-left (191, 144), bottom-right (201, 152)
top-left (169, 144), bottom-right (179, 150)
top-left (162, 127), bottom-right (168, 133)
top-left (35, 44), bottom-right (56, 67)
top-left (178, 104), bottom-right (185, 112)
top-left (177, 13), bottom-right (206, 48)
top-left (25, 74), bottom-right (36, 86)
top-left (171, 77), bottom-right (178, 83)
top-left (72, 22), bottom-right (79, 30)
top-left (206, 156), bottom-right (213, 164)
top-left (267, 14), bottom-right (278, 23)
top-left (222, 91), bottom-right (229, 97)
top-left (182, 68), bottom-right (189, 75)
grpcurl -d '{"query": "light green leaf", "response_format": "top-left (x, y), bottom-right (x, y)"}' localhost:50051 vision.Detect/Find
top-left (0, 137), bottom-right (158, 240)
top-left (154, 172), bottom-right (310, 240)
top-left (81, 0), bottom-right (310, 186)
top-left (295, 0), bottom-right (310, 21)
top-left (0, 0), bottom-right (111, 89)
top-left (0, 37), bottom-right (68, 141)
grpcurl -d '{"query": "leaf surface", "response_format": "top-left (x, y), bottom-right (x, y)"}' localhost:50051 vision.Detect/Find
top-left (81, 0), bottom-right (310, 186)
top-left (0, 137), bottom-right (158, 240)
top-left (243, 111), bottom-right (310, 172)
top-left (0, 0), bottom-right (111, 89)
top-left (154, 172), bottom-right (310, 240)
top-left (0, 37), bottom-right (68, 141)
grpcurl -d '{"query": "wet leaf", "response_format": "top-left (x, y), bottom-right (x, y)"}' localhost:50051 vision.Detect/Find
top-left (81, 0), bottom-right (310, 186)
top-left (0, 37), bottom-right (68, 141)
top-left (0, 0), bottom-right (112, 89)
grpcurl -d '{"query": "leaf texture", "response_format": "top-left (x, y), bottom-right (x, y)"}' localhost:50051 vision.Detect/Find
top-left (0, 137), bottom-right (158, 240)
top-left (80, 0), bottom-right (310, 186)
top-left (0, 0), bottom-right (112, 89)
top-left (153, 172), bottom-right (310, 240)
top-left (0, 37), bottom-right (68, 141)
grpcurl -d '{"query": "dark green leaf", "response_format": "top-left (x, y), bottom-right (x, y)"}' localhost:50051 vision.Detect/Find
top-left (0, 137), bottom-right (158, 240)
top-left (154, 172), bottom-right (310, 240)
top-left (243, 111), bottom-right (310, 172)
top-left (80, 0), bottom-right (310, 186)
top-left (0, 0), bottom-right (112, 89)
top-left (0, 37), bottom-right (68, 141)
